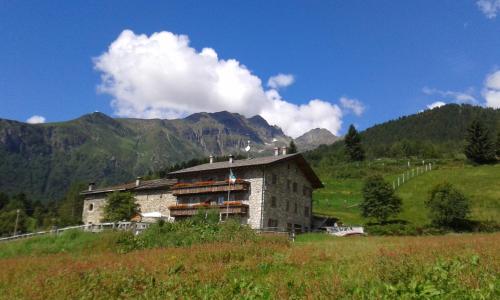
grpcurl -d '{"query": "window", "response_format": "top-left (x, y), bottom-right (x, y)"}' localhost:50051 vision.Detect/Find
top-left (293, 182), bottom-right (297, 193)
top-left (267, 219), bottom-right (278, 228)
top-left (88, 203), bottom-right (94, 211)
top-left (304, 206), bottom-right (310, 217)
top-left (271, 196), bottom-right (277, 208)
top-left (217, 196), bottom-right (225, 205)
top-left (294, 202), bottom-right (298, 214)
top-left (287, 180), bottom-right (291, 191)
top-left (286, 200), bottom-right (290, 211)
top-left (272, 174), bottom-right (277, 184)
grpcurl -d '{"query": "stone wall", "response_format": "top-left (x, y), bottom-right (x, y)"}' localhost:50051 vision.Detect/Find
top-left (262, 160), bottom-right (313, 232)
top-left (81, 189), bottom-right (174, 224)
top-left (82, 195), bottom-right (106, 224)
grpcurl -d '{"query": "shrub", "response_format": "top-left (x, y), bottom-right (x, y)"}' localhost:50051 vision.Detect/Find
top-left (116, 217), bottom-right (258, 252)
top-left (425, 182), bottom-right (470, 230)
top-left (102, 191), bottom-right (139, 222)
top-left (360, 175), bottom-right (402, 223)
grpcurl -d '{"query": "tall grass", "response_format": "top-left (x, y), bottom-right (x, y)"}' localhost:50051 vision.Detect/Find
top-left (0, 232), bottom-right (498, 299)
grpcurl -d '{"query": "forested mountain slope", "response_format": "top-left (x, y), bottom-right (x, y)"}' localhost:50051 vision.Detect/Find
top-left (306, 104), bottom-right (500, 165)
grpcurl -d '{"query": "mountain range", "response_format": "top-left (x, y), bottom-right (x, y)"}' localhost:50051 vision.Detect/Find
top-left (0, 111), bottom-right (336, 201)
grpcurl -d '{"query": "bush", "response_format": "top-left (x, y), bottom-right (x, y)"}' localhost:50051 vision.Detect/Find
top-left (426, 182), bottom-right (470, 230)
top-left (360, 175), bottom-right (402, 223)
top-left (102, 191), bottom-right (139, 222)
top-left (116, 217), bottom-right (258, 252)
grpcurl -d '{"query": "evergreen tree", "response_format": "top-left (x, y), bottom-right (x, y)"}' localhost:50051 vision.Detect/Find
top-left (57, 182), bottom-right (86, 226)
top-left (496, 131), bottom-right (500, 158)
top-left (344, 124), bottom-right (365, 161)
top-left (360, 175), bottom-right (402, 223)
top-left (288, 140), bottom-right (298, 154)
top-left (464, 119), bottom-right (495, 164)
top-left (102, 191), bottom-right (139, 222)
top-left (0, 192), bottom-right (9, 211)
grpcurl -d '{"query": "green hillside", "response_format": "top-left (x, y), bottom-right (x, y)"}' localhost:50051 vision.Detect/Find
top-left (313, 161), bottom-right (500, 226)
top-left (0, 111), bottom-right (290, 201)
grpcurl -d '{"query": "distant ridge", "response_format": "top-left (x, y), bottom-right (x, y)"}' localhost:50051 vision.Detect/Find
top-left (0, 111), bottom-right (299, 201)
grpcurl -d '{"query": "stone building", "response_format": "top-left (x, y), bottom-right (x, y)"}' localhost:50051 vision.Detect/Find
top-left (81, 148), bottom-right (323, 232)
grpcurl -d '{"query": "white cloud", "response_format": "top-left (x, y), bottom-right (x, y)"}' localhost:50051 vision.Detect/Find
top-left (482, 70), bottom-right (500, 108)
top-left (26, 115), bottom-right (46, 124)
top-left (426, 101), bottom-right (446, 110)
top-left (340, 97), bottom-right (365, 116)
top-left (422, 86), bottom-right (476, 104)
top-left (477, 0), bottom-right (500, 18)
top-left (267, 73), bottom-right (294, 89)
top-left (94, 30), bottom-right (344, 137)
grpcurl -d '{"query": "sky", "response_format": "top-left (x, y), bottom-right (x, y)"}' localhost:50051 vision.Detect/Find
top-left (1, 1), bottom-right (500, 137)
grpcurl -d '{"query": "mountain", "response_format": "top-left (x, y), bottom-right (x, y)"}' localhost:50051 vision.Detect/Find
top-left (295, 128), bottom-right (339, 151)
top-left (306, 104), bottom-right (500, 165)
top-left (0, 111), bottom-right (293, 202)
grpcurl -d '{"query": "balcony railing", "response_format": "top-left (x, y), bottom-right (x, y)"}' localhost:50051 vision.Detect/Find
top-left (168, 201), bottom-right (249, 217)
top-left (171, 179), bottom-right (249, 196)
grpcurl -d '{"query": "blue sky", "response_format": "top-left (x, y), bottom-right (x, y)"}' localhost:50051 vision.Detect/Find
top-left (1, 1), bottom-right (500, 136)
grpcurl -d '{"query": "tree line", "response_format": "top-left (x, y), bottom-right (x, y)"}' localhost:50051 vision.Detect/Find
top-left (0, 182), bottom-right (85, 236)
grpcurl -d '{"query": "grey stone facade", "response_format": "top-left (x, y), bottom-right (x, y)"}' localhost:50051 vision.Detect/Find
top-left (82, 153), bottom-right (322, 231)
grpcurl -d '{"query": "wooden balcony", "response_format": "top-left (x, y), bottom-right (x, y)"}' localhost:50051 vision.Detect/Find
top-left (171, 179), bottom-right (249, 196)
top-left (168, 201), bottom-right (249, 217)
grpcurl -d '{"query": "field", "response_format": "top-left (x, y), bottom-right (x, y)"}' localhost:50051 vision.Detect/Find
top-left (313, 160), bottom-right (500, 226)
top-left (0, 230), bottom-right (498, 299)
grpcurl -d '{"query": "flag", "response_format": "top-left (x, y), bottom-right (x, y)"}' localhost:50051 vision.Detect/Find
top-left (229, 168), bottom-right (236, 184)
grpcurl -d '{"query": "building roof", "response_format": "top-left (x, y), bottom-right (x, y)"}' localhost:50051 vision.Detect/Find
top-left (169, 153), bottom-right (324, 189)
top-left (81, 178), bottom-right (177, 195)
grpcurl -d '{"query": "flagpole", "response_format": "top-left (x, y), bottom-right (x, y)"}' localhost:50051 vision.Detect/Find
top-left (226, 171), bottom-right (230, 220)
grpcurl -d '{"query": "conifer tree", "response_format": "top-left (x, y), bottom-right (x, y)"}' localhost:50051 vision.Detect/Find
top-left (344, 124), bottom-right (365, 161)
top-left (496, 131), bottom-right (500, 159)
top-left (464, 119), bottom-right (495, 164)
top-left (288, 140), bottom-right (298, 154)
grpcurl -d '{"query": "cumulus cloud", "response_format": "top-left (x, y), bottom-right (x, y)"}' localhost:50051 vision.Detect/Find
top-left (482, 70), bottom-right (500, 108)
top-left (422, 86), bottom-right (476, 104)
top-left (476, 0), bottom-right (500, 18)
top-left (426, 101), bottom-right (446, 110)
top-left (26, 115), bottom-right (46, 124)
top-left (340, 97), bottom-right (365, 116)
top-left (267, 73), bottom-right (295, 89)
top-left (94, 30), bottom-right (346, 137)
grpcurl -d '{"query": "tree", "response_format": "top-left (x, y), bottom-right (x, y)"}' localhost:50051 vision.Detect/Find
top-left (344, 124), bottom-right (365, 161)
top-left (425, 182), bottom-right (470, 229)
top-left (496, 131), bottom-right (500, 159)
top-left (464, 119), bottom-right (496, 164)
top-left (0, 192), bottom-right (9, 211)
top-left (57, 182), bottom-right (86, 226)
top-left (288, 140), bottom-right (298, 154)
top-left (360, 175), bottom-right (402, 223)
top-left (102, 191), bottom-right (139, 222)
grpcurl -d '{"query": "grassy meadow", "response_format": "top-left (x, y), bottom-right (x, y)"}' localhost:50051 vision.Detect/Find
top-left (0, 229), bottom-right (498, 299)
top-left (313, 160), bottom-right (500, 226)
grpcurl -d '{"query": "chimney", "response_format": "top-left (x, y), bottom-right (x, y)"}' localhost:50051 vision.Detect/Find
top-left (88, 182), bottom-right (95, 192)
top-left (135, 177), bottom-right (142, 187)
top-left (281, 146), bottom-right (287, 155)
top-left (274, 147), bottom-right (279, 156)
top-left (228, 154), bottom-right (234, 163)
top-left (209, 155), bottom-right (214, 164)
